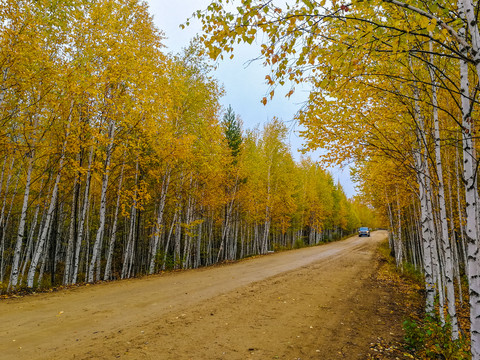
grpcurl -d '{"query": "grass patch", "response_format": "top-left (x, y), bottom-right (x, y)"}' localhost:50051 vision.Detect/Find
top-left (403, 316), bottom-right (470, 359)
top-left (371, 240), bottom-right (471, 359)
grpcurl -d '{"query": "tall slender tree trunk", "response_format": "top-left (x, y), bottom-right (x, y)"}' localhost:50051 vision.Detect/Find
top-left (459, 2), bottom-right (480, 355)
top-left (455, 147), bottom-right (468, 271)
top-left (72, 146), bottom-right (94, 285)
top-left (63, 157), bottom-right (80, 285)
top-left (20, 188), bottom-right (42, 284)
top-left (162, 210), bottom-right (178, 271)
top-left (428, 43), bottom-right (458, 338)
top-left (395, 188), bottom-right (403, 268)
top-left (88, 122), bottom-right (115, 282)
top-left (446, 159), bottom-right (464, 304)
top-left (182, 193), bottom-right (194, 269)
top-left (195, 214), bottom-right (203, 268)
top-left (173, 210), bottom-right (182, 270)
top-left (104, 162), bottom-right (124, 281)
top-left (386, 196), bottom-right (397, 260)
top-left (27, 150), bottom-right (66, 288)
top-left (8, 154), bottom-right (34, 290)
top-left (121, 160), bottom-right (139, 279)
top-left (148, 169), bottom-right (170, 274)
top-left (0, 174), bottom-right (19, 282)
top-left (206, 216), bottom-right (213, 266)
top-left (0, 156), bottom-right (16, 279)
top-left (262, 165), bottom-right (272, 254)
top-left (410, 61), bottom-right (435, 314)
top-left (0, 156), bottom-right (15, 230)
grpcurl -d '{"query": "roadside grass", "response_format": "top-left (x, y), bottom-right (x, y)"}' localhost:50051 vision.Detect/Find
top-left (368, 241), bottom-right (471, 359)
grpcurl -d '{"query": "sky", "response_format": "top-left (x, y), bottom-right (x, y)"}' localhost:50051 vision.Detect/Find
top-left (145, 0), bottom-right (356, 198)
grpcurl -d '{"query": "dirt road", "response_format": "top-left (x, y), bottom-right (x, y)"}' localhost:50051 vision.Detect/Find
top-left (0, 230), bottom-right (404, 359)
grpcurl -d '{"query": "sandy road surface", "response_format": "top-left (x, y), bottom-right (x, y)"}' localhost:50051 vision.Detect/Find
top-left (0, 231), bottom-right (402, 359)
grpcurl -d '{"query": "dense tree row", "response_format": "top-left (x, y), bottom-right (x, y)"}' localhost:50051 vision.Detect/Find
top-left (0, 0), bottom-right (375, 294)
top-left (194, 0), bottom-right (480, 357)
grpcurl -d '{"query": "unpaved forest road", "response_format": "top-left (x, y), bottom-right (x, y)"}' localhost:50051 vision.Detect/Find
top-left (1, 231), bottom-right (404, 360)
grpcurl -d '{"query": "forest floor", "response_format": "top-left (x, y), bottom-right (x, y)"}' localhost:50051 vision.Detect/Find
top-left (0, 230), bottom-right (422, 360)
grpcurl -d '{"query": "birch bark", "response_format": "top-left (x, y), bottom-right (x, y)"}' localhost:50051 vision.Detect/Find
top-left (395, 188), bottom-right (403, 269)
top-left (162, 210), bottom-right (178, 270)
top-left (429, 42), bottom-right (459, 338)
top-left (148, 169), bottom-right (170, 274)
top-left (104, 162), bottom-right (124, 281)
top-left (410, 60), bottom-right (436, 314)
top-left (88, 121), bottom-right (115, 282)
top-left (0, 174), bottom-right (19, 282)
top-left (8, 154), bottom-right (34, 289)
top-left (195, 213), bottom-right (203, 268)
top-left (63, 158), bottom-right (80, 285)
top-left (459, 2), bottom-right (480, 355)
top-left (262, 164), bottom-right (272, 254)
top-left (27, 149), bottom-right (66, 288)
top-left (0, 157), bottom-right (15, 232)
top-left (121, 160), bottom-right (139, 279)
top-left (216, 180), bottom-right (237, 263)
top-left (71, 146), bottom-right (94, 284)
top-left (20, 185), bottom-right (42, 283)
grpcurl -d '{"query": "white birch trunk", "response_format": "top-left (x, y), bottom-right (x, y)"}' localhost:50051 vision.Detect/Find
top-left (455, 146), bottom-right (468, 270)
top-left (173, 212), bottom-right (181, 270)
top-left (88, 122), bottom-right (115, 282)
top-left (0, 156), bottom-right (8, 214)
top-left (463, 54), bottom-right (480, 356)
top-left (452, 232), bottom-right (464, 304)
top-left (410, 59), bottom-right (436, 314)
top-left (125, 206), bottom-right (137, 279)
top-left (446, 153), bottom-right (463, 304)
top-left (20, 192), bottom-right (42, 283)
top-left (461, 0), bottom-right (480, 81)
top-left (27, 152), bottom-right (65, 288)
top-left (8, 154), bottom-right (34, 290)
top-left (216, 180), bottom-right (237, 263)
top-left (262, 165), bottom-right (272, 254)
top-left (182, 194), bottom-right (194, 269)
top-left (0, 175), bottom-right (19, 282)
top-left (104, 162), bottom-right (124, 281)
top-left (205, 218), bottom-right (212, 266)
top-left (422, 154), bottom-right (438, 317)
top-left (459, 2), bottom-right (480, 355)
top-left (148, 169), bottom-right (170, 274)
top-left (0, 157), bottom-right (15, 230)
top-left (63, 164), bottom-right (79, 285)
top-left (386, 196), bottom-right (397, 260)
top-left (412, 198), bottom-right (424, 270)
top-left (395, 188), bottom-right (403, 268)
top-left (195, 213), bottom-right (203, 268)
top-left (162, 210), bottom-right (177, 271)
top-left (121, 161), bottom-right (139, 279)
top-left (72, 147), bottom-right (94, 285)
top-left (428, 42), bottom-right (459, 338)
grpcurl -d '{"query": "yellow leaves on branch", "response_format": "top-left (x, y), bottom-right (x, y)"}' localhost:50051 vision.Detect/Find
top-left (426, 18), bottom-right (437, 33)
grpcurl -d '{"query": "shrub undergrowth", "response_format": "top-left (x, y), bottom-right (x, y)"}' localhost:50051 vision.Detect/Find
top-left (375, 240), bottom-right (471, 359)
top-left (403, 316), bottom-right (470, 359)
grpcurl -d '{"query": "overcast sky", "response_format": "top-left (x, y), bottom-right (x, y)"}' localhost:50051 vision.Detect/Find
top-left (145, 0), bottom-right (356, 198)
